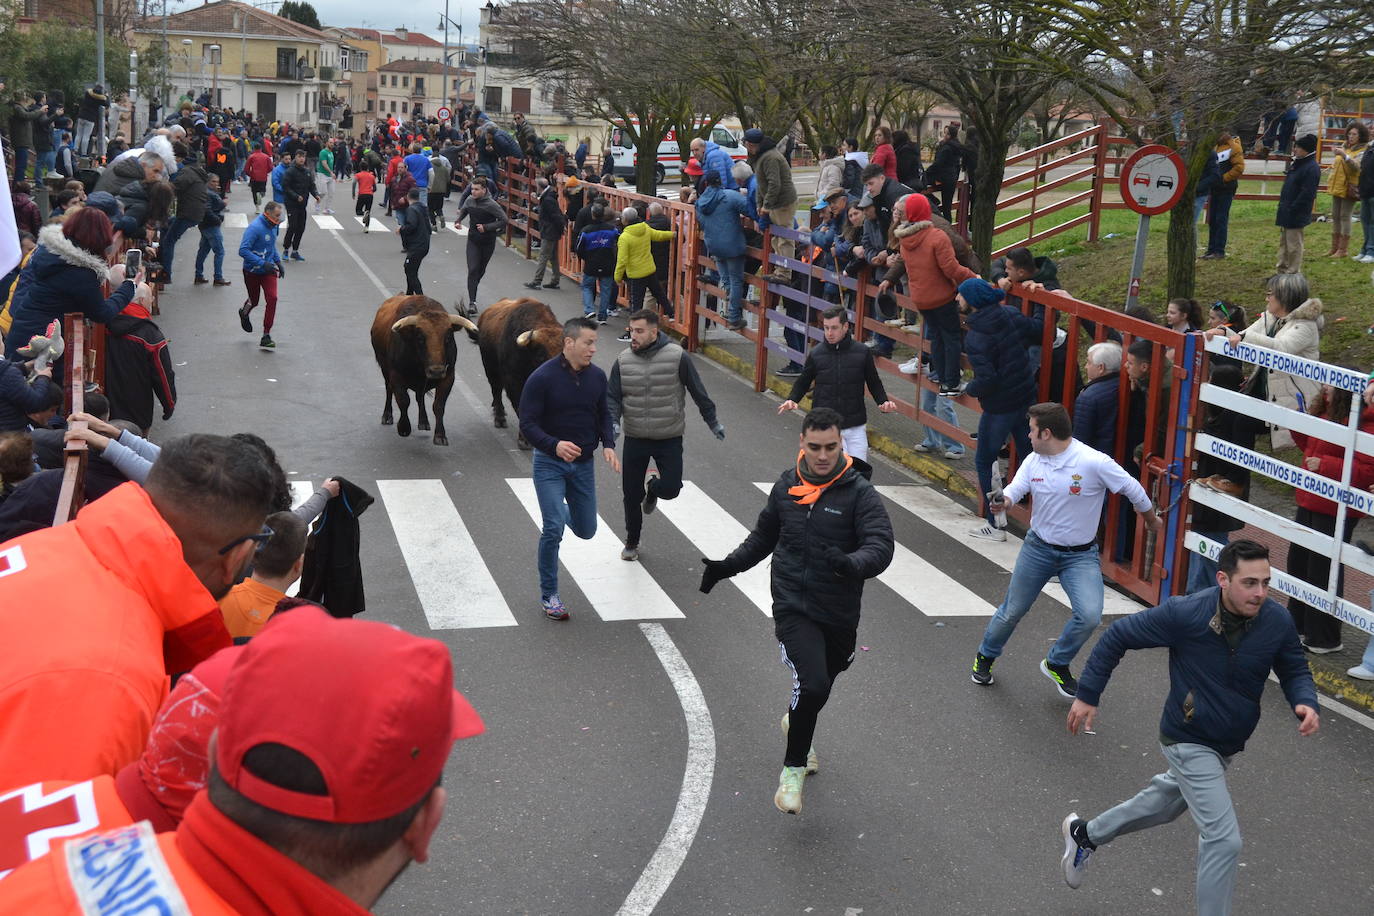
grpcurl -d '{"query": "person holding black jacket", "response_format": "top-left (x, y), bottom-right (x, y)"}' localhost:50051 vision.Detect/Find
top-left (281, 148), bottom-right (320, 262)
top-left (396, 188), bottom-right (431, 295)
top-left (777, 305), bottom-right (896, 466)
top-left (700, 407), bottom-right (893, 816)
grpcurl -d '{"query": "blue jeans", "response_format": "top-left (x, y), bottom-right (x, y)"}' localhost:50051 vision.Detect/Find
top-left (160, 217), bottom-right (197, 281)
top-left (974, 407), bottom-right (1031, 522)
top-left (918, 386), bottom-right (963, 454)
top-left (580, 273), bottom-right (615, 319)
top-left (1186, 530), bottom-right (1230, 594)
top-left (715, 255), bottom-right (745, 322)
top-left (1360, 198), bottom-right (1374, 258)
top-left (1194, 193), bottom-right (1209, 223)
top-left (195, 226), bottom-right (225, 280)
top-left (33, 150), bottom-right (56, 181)
top-left (978, 530), bottom-right (1106, 665)
top-left (532, 451), bottom-right (598, 598)
top-left (1205, 191), bottom-right (1234, 255)
top-left (12, 147), bottom-right (31, 183)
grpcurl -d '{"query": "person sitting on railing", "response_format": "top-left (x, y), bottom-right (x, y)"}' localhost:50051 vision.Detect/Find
top-left (3, 209), bottom-right (140, 358)
top-left (926, 124), bottom-right (964, 221)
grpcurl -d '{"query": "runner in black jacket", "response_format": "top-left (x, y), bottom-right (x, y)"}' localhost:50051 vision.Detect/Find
top-left (701, 408), bottom-right (894, 815)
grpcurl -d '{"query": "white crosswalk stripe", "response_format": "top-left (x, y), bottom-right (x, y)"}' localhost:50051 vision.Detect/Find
top-left (657, 482), bottom-right (774, 616)
top-left (379, 479), bottom-right (519, 629)
top-left (876, 485), bottom-right (1143, 616)
top-left (223, 213), bottom-right (249, 229)
top-left (505, 478), bottom-right (684, 621)
top-left (751, 483), bottom-right (996, 617)
top-left (313, 215), bottom-right (344, 230)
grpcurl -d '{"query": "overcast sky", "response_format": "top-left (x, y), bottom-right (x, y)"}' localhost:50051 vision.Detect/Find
top-left (277, 0), bottom-right (489, 43)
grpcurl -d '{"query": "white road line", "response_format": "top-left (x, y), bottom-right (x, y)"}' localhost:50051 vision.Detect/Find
top-left (876, 485), bottom-right (1144, 616)
top-left (657, 482), bottom-right (774, 616)
top-left (506, 478), bottom-right (684, 620)
top-left (377, 479), bottom-right (518, 629)
top-left (618, 623), bottom-right (716, 916)
top-left (312, 214), bottom-right (344, 230)
top-left (750, 483), bottom-right (995, 617)
top-left (222, 212), bottom-right (248, 229)
top-left (328, 228), bottom-right (392, 297)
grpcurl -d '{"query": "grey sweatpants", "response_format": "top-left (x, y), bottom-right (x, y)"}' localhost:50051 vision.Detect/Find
top-left (1087, 742), bottom-right (1241, 916)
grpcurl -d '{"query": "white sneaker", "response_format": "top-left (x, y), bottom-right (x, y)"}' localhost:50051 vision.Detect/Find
top-left (780, 713), bottom-right (819, 774)
top-left (901, 323), bottom-right (921, 332)
top-left (1061, 813), bottom-right (1093, 889)
top-left (1347, 664), bottom-right (1374, 680)
top-left (883, 318), bottom-right (905, 326)
top-left (969, 522), bottom-right (1007, 542)
top-left (942, 448), bottom-right (965, 460)
top-left (914, 443), bottom-right (934, 453)
top-left (1359, 254), bottom-right (1374, 263)
top-left (898, 357), bottom-right (922, 374)
top-left (773, 766), bottom-right (805, 814)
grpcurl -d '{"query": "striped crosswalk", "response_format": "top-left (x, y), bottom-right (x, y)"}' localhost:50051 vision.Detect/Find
top-left (282, 477), bottom-right (1142, 629)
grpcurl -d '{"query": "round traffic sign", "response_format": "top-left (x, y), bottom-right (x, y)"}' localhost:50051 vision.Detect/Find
top-left (1119, 144), bottom-right (1187, 216)
top-left (436, 106), bottom-right (452, 122)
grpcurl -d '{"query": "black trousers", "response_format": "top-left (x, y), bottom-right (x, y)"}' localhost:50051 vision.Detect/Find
top-left (622, 436), bottom-right (684, 546)
top-left (355, 193), bottom-right (373, 225)
top-left (629, 275), bottom-right (673, 317)
top-left (466, 236), bottom-right (496, 305)
top-left (404, 250), bottom-right (426, 295)
top-left (776, 611), bottom-right (856, 768)
top-left (427, 192), bottom-right (445, 227)
top-left (283, 202), bottom-right (308, 251)
top-left (1287, 506), bottom-right (1359, 648)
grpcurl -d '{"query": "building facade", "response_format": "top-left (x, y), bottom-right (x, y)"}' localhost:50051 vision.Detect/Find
top-left (376, 59), bottom-right (474, 124)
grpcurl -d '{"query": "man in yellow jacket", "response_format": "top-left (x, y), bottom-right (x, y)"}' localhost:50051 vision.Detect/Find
top-left (1201, 132), bottom-right (1244, 260)
top-left (614, 207), bottom-right (676, 323)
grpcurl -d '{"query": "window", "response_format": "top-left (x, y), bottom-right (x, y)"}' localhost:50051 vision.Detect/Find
top-left (389, 100), bottom-right (396, 113)
top-left (366, 99), bottom-right (374, 112)
top-left (511, 87), bottom-right (531, 114)
top-left (390, 74), bottom-right (397, 87)
top-left (340, 48), bottom-right (349, 71)
top-left (401, 101), bottom-right (408, 113)
top-left (414, 77), bottom-right (424, 96)
top-left (401, 76), bottom-right (409, 88)
top-left (277, 48), bottom-right (297, 80)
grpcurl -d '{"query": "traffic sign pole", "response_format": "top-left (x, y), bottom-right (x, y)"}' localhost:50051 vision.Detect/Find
top-left (1125, 214), bottom-right (1150, 312)
top-left (1118, 144), bottom-right (1187, 315)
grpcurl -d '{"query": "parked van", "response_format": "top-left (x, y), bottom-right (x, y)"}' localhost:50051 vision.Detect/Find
top-left (607, 120), bottom-right (747, 184)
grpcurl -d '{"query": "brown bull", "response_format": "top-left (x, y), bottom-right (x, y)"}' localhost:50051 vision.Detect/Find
top-left (370, 295), bottom-right (478, 446)
top-left (467, 298), bottom-right (564, 449)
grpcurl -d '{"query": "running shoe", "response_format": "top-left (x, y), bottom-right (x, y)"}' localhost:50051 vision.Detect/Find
top-left (1061, 813), bottom-right (1094, 888)
top-left (641, 475), bottom-right (659, 516)
top-left (939, 381), bottom-right (966, 398)
top-left (289, 251), bottom-right (305, 261)
top-left (775, 364), bottom-right (803, 378)
top-left (897, 357), bottom-right (922, 374)
top-left (773, 766), bottom-right (806, 815)
top-left (780, 713), bottom-right (819, 774)
top-left (238, 304), bottom-right (253, 333)
top-left (1347, 664), bottom-right (1374, 680)
top-left (617, 330), bottom-right (632, 341)
top-left (1041, 659), bottom-right (1078, 698)
top-left (620, 545), bottom-right (639, 561)
top-left (258, 334), bottom-right (275, 350)
top-left (542, 594), bottom-right (569, 621)
top-left (968, 522), bottom-right (1007, 542)
top-left (971, 653), bottom-right (995, 686)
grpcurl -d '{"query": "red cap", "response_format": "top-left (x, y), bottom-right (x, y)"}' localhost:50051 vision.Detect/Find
top-left (216, 607), bottom-right (483, 824)
top-left (684, 158), bottom-right (704, 176)
top-left (904, 193), bottom-right (932, 223)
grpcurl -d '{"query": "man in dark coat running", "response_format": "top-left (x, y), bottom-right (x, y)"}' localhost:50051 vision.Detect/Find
top-left (700, 407), bottom-right (894, 815)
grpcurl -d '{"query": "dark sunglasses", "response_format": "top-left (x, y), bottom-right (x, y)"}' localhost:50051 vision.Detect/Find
top-left (219, 523), bottom-right (274, 556)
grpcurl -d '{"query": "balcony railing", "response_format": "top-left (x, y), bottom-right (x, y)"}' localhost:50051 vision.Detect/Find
top-left (319, 65), bottom-right (335, 81)
top-left (244, 62), bottom-right (307, 82)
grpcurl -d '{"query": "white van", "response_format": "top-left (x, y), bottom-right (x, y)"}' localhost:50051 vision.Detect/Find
top-left (607, 120), bottom-right (748, 184)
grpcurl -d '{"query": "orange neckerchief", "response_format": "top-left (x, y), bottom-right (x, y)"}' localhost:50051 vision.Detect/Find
top-left (787, 450), bottom-right (853, 505)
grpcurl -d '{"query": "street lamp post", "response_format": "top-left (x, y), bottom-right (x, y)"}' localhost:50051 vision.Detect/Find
top-left (438, 9), bottom-right (463, 115)
top-left (209, 44), bottom-right (221, 107)
top-left (181, 38), bottom-right (193, 103)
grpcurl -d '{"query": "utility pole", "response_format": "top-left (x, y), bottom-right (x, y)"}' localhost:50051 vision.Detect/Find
top-left (161, 0), bottom-right (170, 116)
top-left (95, 0), bottom-right (107, 159)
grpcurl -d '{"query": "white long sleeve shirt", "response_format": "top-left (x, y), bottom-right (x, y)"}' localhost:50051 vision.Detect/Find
top-left (1003, 438), bottom-right (1151, 547)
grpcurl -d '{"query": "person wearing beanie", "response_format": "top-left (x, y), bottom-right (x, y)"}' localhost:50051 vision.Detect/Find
top-left (876, 192), bottom-right (978, 395)
top-left (957, 276), bottom-right (1037, 542)
top-left (1275, 132), bottom-right (1321, 273)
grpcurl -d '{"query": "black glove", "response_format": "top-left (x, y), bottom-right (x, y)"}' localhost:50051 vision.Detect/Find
top-left (822, 544), bottom-right (853, 578)
top-left (275, 261), bottom-right (285, 278)
top-left (699, 557), bottom-right (733, 594)
top-left (712, 423), bottom-right (725, 441)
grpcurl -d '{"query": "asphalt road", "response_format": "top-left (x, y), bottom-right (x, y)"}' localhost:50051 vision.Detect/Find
top-left (146, 187), bottom-right (1374, 916)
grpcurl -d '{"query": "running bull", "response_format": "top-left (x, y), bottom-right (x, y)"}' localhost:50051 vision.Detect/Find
top-left (371, 295), bottom-right (478, 446)
top-left (467, 297), bottom-right (564, 449)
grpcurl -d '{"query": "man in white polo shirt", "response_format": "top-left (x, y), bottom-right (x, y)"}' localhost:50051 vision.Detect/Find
top-left (970, 402), bottom-right (1161, 698)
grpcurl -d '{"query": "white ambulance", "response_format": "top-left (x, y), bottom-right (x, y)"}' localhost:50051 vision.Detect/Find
top-left (606, 120), bottom-right (748, 184)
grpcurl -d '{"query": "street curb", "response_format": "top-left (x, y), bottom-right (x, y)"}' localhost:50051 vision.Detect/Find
top-left (1310, 665), bottom-right (1374, 715)
top-left (695, 340), bottom-right (980, 503)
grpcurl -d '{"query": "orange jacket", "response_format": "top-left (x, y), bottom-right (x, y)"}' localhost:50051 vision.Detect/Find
top-left (0, 483), bottom-right (231, 786)
top-left (887, 220), bottom-right (978, 310)
top-left (0, 776), bottom-right (134, 879)
top-left (218, 578), bottom-right (286, 639)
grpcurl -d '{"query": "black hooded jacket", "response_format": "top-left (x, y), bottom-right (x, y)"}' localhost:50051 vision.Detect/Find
top-left (299, 477), bottom-right (376, 618)
top-left (723, 462), bottom-right (894, 630)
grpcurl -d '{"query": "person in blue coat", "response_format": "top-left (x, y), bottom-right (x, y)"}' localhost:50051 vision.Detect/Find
top-left (695, 173), bottom-right (749, 328)
top-left (270, 151), bottom-right (289, 205)
top-left (1061, 539), bottom-right (1318, 912)
top-left (1071, 341), bottom-right (1122, 456)
top-left (4, 212), bottom-right (138, 356)
top-left (1275, 133), bottom-right (1320, 274)
top-left (959, 277), bottom-right (1037, 540)
top-left (690, 137), bottom-right (737, 190)
top-left (237, 202), bottom-right (285, 348)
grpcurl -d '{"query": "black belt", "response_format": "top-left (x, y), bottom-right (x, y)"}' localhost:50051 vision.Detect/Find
top-left (1046, 540), bottom-right (1096, 552)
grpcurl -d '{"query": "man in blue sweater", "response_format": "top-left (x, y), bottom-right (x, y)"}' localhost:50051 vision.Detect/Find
top-left (518, 317), bottom-right (620, 620)
top-left (1060, 539), bottom-right (1319, 915)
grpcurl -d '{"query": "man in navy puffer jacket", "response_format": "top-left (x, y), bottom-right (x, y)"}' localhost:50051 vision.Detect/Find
top-left (1060, 539), bottom-right (1318, 914)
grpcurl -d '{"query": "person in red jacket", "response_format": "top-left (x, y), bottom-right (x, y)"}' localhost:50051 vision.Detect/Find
top-left (870, 125), bottom-right (897, 181)
top-left (0, 606), bottom-right (484, 915)
top-left (1286, 378), bottom-right (1374, 652)
top-left (0, 434), bottom-right (275, 786)
top-left (244, 143), bottom-right (273, 213)
top-left (876, 192), bottom-right (978, 395)
top-left (0, 645), bottom-right (240, 879)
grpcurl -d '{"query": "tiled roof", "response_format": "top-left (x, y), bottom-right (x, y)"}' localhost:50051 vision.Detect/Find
top-left (139, 1), bottom-right (327, 41)
top-left (343, 27), bottom-right (443, 47)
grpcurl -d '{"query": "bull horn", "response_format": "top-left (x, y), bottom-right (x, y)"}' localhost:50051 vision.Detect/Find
top-left (391, 315), bottom-right (421, 332)
top-left (450, 314), bottom-right (478, 333)
top-left (516, 330), bottom-right (534, 347)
